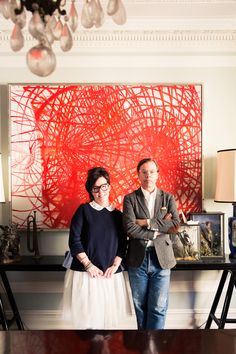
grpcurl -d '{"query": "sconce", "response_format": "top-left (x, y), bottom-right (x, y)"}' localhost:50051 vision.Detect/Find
top-left (215, 149), bottom-right (236, 258)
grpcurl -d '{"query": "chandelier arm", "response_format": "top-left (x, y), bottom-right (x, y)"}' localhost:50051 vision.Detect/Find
top-left (14, 0), bottom-right (24, 16)
top-left (14, 0), bottom-right (67, 17)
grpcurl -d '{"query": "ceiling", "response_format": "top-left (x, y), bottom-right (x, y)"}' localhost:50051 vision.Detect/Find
top-left (1, 0), bottom-right (236, 57)
top-left (124, 0), bottom-right (236, 29)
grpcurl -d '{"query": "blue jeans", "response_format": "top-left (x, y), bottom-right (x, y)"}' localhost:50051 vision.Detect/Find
top-left (128, 247), bottom-right (170, 329)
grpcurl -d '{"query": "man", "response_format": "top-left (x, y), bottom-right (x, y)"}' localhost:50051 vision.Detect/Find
top-left (123, 158), bottom-right (180, 329)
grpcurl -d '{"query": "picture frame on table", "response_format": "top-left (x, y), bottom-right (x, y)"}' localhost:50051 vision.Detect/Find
top-left (171, 224), bottom-right (201, 262)
top-left (189, 212), bottom-right (225, 259)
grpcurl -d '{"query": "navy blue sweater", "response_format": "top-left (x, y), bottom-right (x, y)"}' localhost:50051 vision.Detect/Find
top-left (69, 203), bottom-right (127, 272)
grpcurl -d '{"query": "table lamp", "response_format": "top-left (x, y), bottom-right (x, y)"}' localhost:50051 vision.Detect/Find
top-left (215, 149), bottom-right (236, 258)
top-left (0, 154), bottom-right (5, 203)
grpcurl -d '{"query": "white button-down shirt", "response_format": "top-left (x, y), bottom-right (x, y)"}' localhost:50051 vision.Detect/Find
top-left (141, 187), bottom-right (157, 247)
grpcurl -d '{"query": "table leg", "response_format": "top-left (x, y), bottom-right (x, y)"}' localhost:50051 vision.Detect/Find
top-left (0, 271), bottom-right (24, 330)
top-left (205, 270), bottom-right (228, 329)
top-left (218, 271), bottom-right (236, 328)
top-left (0, 294), bottom-right (9, 330)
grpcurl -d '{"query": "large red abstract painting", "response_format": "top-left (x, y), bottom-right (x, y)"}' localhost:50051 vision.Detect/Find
top-left (10, 84), bottom-right (202, 229)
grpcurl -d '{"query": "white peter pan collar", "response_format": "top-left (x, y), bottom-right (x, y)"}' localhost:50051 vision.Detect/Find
top-left (89, 200), bottom-right (115, 212)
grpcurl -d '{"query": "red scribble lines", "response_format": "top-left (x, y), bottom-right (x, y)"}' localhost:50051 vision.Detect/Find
top-left (10, 85), bottom-right (202, 229)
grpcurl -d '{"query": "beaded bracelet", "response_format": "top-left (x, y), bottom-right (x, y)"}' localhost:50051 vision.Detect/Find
top-left (79, 255), bottom-right (88, 263)
top-left (85, 261), bottom-right (94, 270)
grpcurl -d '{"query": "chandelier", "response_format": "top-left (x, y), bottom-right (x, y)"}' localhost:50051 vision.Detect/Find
top-left (0, 0), bottom-right (127, 77)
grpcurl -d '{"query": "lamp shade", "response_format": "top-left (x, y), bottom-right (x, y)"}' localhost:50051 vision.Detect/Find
top-left (0, 154), bottom-right (5, 203)
top-left (215, 149), bottom-right (236, 203)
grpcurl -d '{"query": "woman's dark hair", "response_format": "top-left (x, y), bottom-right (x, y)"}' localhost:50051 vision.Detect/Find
top-left (137, 158), bottom-right (159, 173)
top-left (85, 167), bottom-right (110, 201)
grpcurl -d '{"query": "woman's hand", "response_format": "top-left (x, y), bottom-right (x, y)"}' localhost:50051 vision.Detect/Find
top-left (103, 256), bottom-right (122, 278)
top-left (86, 264), bottom-right (104, 278)
top-left (77, 252), bottom-right (103, 278)
top-left (103, 264), bottom-right (119, 278)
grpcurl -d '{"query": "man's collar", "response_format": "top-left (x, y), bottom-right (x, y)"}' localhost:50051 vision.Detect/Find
top-left (141, 186), bottom-right (157, 198)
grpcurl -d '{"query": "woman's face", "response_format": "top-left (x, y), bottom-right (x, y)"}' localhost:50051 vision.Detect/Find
top-left (91, 176), bottom-right (110, 206)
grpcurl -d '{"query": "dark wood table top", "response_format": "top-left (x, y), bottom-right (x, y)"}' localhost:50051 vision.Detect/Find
top-left (0, 255), bottom-right (236, 271)
top-left (0, 329), bottom-right (235, 354)
top-left (0, 255), bottom-right (65, 271)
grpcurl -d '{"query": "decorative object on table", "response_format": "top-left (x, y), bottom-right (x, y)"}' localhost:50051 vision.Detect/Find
top-left (0, 0), bottom-right (127, 77)
top-left (214, 149), bottom-right (236, 258)
top-left (0, 223), bottom-right (20, 263)
top-left (10, 84), bottom-right (202, 229)
top-left (189, 212), bottom-right (225, 259)
top-left (27, 210), bottom-right (41, 259)
top-left (170, 224), bottom-right (201, 262)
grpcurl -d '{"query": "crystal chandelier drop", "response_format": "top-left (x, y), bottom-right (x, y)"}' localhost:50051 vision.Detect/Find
top-left (0, 0), bottom-right (127, 77)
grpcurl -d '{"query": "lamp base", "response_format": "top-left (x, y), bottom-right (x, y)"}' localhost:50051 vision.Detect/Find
top-left (228, 214), bottom-right (236, 258)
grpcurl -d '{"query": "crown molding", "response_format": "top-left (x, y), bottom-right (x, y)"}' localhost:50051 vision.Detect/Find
top-left (1, 30), bottom-right (236, 55)
top-left (1, 0), bottom-right (236, 60)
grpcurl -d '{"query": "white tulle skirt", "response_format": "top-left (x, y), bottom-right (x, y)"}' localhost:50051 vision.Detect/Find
top-left (62, 270), bottom-right (137, 329)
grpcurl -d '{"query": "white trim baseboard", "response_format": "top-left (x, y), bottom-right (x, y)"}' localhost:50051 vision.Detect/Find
top-left (7, 308), bottom-right (236, 330)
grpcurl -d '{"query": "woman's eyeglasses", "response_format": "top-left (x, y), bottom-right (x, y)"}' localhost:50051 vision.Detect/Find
top-left (92, 183), bottom-right (109, 193)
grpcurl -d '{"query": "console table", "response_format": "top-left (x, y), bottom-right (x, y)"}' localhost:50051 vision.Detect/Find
top-left (0, 255), bottom-right (236, 330)
top-left (0, 256), bottom-right (64, 330)
top-left (175, 256), bottom-right (236, 329)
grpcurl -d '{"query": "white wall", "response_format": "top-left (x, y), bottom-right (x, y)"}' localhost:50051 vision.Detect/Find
top-left (1, 51), bottom-right (236, 329)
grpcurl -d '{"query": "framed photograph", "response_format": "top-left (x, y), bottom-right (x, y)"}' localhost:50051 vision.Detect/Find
top-left (171, 224), bottom-right (201, 262)
top-left (189, 212), bottom-right (224, 259)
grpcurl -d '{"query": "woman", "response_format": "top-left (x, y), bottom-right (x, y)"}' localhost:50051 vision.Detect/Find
top-left (62, 167), bottom-right (136, 329)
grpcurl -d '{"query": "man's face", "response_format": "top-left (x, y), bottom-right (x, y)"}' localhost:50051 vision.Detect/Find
top-left (138, 161), bottom-right (159, 192)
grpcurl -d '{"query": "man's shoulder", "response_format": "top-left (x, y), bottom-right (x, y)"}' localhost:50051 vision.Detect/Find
top-left (157, 188), bottom-right (174, 198)
top-left (124, 188), bottom-right (141, 199)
